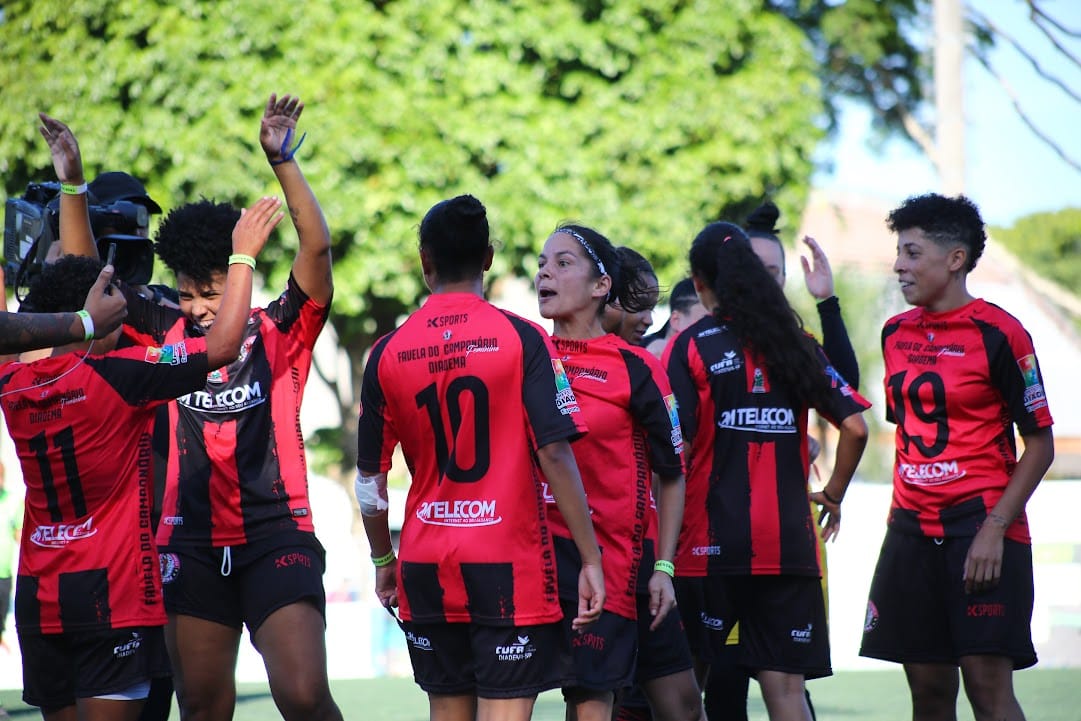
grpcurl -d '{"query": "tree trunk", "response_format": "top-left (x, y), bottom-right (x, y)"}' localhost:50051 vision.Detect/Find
top-left (935, 0), bottom-right (966, 194)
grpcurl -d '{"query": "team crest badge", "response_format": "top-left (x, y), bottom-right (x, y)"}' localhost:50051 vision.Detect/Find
top-left (159, 553), bottom-right (181, 584)
top-left (751, 367), bottom-right (766, 394)
top-left (864, 600), bottom-right (879, 632)
top-left (237, 336), bottom-right (257, 364)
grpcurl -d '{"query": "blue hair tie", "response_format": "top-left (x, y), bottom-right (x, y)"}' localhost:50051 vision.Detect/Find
top-left (270, 127), bottom-right (307, 166)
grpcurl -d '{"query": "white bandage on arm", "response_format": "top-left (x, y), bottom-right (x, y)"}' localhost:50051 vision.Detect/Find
top-left (355, 470), bottom-right (390, 517)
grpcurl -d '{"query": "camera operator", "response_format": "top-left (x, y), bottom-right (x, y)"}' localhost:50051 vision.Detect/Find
top-left (87, 171), bottom-right (178, 308)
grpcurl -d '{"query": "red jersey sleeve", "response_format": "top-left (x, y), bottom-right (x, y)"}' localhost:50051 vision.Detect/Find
top-left (813, 341), bottom-right (872, 426)
top-left (622, 346), bottom-right (683, 478)
top-left (511, 314), bottom-right (587, 447)
top-left (665, 321), bottom-right (708, 445)
top-left (87, 338), bottom-right (211, 406)
top-left (263, 274), bottom-right (331, 351)
top-left (983, 314), bottom-right (1053, 434)
top-left (356, 331), bottom-right (399, 475)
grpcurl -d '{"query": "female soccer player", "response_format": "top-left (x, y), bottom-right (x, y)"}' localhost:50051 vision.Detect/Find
top-left (356, 195), bottom-right (604, 721)
top-left (707, 201), bottom-right (863, 721)
top-left (48, 95), bottom-right (342, 721)
top-left (600, 246), bottom-right (658, 346)
top-left (599, 246), bottom-right (707, 721)
top-left (667, 222), bottom-right (869, 721)
top-left (860, 194), bottom-right (1054, 721)
top-left (536, 227), bottom-right (699, 721)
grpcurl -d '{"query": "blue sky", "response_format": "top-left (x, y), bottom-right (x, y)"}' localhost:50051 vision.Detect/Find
top-left (814, 0), bottom-right (1081, 227)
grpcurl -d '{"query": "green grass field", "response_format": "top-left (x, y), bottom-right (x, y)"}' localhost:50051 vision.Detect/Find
top-left (1, 669), bottom-right (1077, 720)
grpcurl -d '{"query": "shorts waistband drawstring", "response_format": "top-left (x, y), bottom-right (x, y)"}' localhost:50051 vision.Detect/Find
top-left (221, 546), bottom-right (233, 576)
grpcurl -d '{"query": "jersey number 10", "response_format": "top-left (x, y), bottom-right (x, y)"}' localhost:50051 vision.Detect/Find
top-left (415, 376), bottom-right (492, 483)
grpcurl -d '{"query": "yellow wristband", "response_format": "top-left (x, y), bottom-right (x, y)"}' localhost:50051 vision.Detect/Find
top-left (653, 560), bottom-right (675, 578)
top-left (228, 253), bottom-right (256, 270)
top-left (61, 182), bottom-right (88, 195)
top-left (372, 551), bottom-right (396, 567)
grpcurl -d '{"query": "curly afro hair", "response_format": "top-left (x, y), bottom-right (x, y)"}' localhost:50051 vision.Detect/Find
top-left (154, 199), bottom-right (241, 285)
top-left (887, 194), bottom-right (986, 272)
top-left (25, 255), bottom-right (105, 314)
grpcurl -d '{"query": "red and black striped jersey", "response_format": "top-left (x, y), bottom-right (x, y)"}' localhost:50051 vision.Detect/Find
top-left (882, 299), bottom-right (1053, 543)
top-left (666, 317), bottom-right (869, 577)
top-left (356, 293), bottom-right (586, 625)
top-left (119, 276), bottom-right (329, 547)
top-left (0, 339), bottom-right (210, 634)
top-left (542, 334), bottom-right (683, 620)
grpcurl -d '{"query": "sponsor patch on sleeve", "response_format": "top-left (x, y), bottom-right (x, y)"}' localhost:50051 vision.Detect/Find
top-left (144, 342), bottom-right (189, 365)
top-left (552, 358), bottom-right (580, 415)
top-left (664, 393), bottom-right (684, 453)
top-left (1017, 354), bottom-right (1048, 412)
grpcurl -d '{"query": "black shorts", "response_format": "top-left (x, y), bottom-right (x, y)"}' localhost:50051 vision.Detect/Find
top-left (159, 530), bottom-right (327, 634)
top-left (859, 528), bottom-right (1037, 669)
top-left (400, 618), bottom-right (568, 699)
top-left (19, 625), bottom-right (170, 709)
top-left (559, 600), bottom-right (637, 694)
top-left (702, 574), bottom-right (831, 680)
top-left (633, 592), bottom-right (694, 683)
top-left (672, 576), bottom-right (712, 663)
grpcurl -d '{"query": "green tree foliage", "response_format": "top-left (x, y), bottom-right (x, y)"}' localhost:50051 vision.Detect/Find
top-left (0, 0), bottom-right (921, 470)
top-left (766, 0), bottom-right (925, 135)
top-left (992, 208), bottom-right (1081, 291)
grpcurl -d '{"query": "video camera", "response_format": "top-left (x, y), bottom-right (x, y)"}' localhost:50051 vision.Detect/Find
top-left (3, 181), bottom-right (156, 296)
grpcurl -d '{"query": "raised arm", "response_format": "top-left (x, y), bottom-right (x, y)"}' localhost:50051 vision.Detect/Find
top-left (203, 197), bottom-right (284, 368)
top-left (260, 94), bottom-right (332, 305)
top-left (38, 113), bottom-right (97, 259)
top-left (802, 235), bottom-right (860, 389)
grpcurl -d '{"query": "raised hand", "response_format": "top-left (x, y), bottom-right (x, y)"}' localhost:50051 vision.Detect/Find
top-left (800, 235), bottom-right (835, 300)
top-left (82, 264), bottom-right (128, 338)
top-left (38, 113), bottom-right (84, 184)
top-left (260, 93), bottom-right (304, 163)
top-left (232, 196), bottom-right (284, 259)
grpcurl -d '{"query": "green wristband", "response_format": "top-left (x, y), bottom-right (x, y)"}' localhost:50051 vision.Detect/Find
top-left (60, 182), bottom-right (88, 195)
top-left (372, 550), bottom-right (396, 567)
top-left (653, 560), bottom-right (675, 578)
top-left (228, 253), bottom-right (256, 270)
top-left (76, 309), bottom-right (94, 341)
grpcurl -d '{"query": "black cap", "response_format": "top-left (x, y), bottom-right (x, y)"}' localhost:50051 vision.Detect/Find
top-left (87, 172), bottom-right (162, 214)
